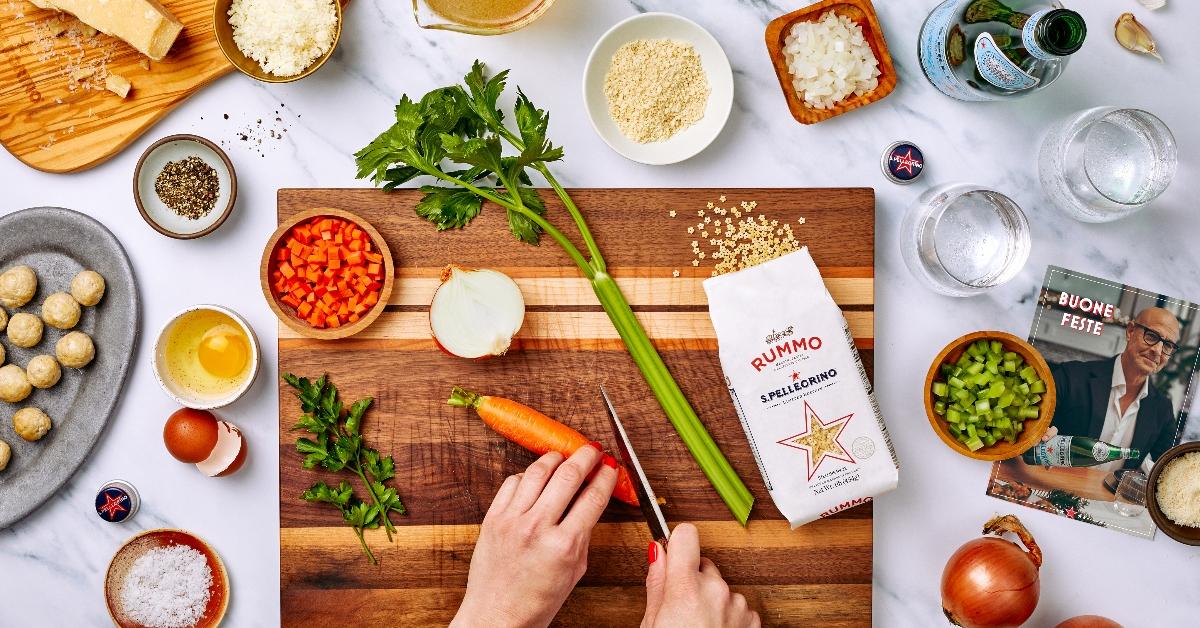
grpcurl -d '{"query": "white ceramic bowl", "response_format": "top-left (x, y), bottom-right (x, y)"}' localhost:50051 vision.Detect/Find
top-left (134, 135), bottom-right (236, 239)
top-left (152, 305), bottom-right (261, 410)
top-left (582, 12), bottom-right (734, 165)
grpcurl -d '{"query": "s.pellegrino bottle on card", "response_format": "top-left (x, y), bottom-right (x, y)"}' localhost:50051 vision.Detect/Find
top-left (1022, 435), bottom-right (1139, 468)
top-left (919, 0), bottom-right (1087, 101)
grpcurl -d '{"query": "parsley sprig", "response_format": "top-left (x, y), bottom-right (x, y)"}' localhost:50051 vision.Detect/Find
top-left (285, 373), bottom-right (405, 564)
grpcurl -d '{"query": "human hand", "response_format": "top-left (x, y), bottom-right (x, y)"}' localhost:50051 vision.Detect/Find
top-left (641, 523), bottom-right (760, 628)
top-left (1041, 425), bottom-right (1058, 442)
top-left (451, 445), bottom-right (618, 628)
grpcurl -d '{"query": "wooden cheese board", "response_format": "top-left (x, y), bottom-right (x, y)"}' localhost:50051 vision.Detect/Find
top-left (278, 188), bottom-right (876, 626)
top-left (0, 0), bottom-right (233, 173)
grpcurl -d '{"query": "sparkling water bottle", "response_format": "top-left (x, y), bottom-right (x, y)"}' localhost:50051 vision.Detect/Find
top-left (919, 0), bottom-right (1087, 101)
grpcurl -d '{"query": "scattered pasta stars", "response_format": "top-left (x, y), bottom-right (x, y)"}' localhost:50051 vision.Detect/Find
top-left (673, 196), bottom-right (806, 277)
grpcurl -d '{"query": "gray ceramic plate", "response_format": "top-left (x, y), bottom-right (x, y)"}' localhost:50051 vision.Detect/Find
top-left (0, 207), bottom-right (139, 529)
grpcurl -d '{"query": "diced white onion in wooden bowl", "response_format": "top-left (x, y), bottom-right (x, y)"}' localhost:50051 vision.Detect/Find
top-left (783, 12), bottom-right (881, 110)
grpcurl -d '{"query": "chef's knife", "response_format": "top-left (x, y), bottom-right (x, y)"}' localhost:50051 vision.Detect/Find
top-left (600, 386), bottom-right (670, 544)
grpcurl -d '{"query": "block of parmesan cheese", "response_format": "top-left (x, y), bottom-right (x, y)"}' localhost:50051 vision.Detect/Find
top-left (32, 0), bottom-right (183, 61)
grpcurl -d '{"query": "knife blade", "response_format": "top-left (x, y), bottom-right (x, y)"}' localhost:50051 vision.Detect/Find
top-left (600, 385), bottom-right (670, 544)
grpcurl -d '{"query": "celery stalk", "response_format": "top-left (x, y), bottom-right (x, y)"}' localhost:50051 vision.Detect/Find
top-left (591, 273), bottom-right (754, 523)
top-left (354, 61), bottom-right (754, 523)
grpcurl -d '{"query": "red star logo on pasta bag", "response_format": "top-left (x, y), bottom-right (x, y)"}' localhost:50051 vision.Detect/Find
top-left (777, 401), bottom-right (855, 480)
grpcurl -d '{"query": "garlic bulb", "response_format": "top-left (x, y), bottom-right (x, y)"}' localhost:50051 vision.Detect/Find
top-left (1137, 0), bottom-right (1165, 10)
top-left (1115, 13), bottom-right (1163, 61)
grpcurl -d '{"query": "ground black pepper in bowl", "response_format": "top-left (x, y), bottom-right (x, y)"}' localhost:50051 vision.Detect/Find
top-left (154, 156), bottom-right (220, 220)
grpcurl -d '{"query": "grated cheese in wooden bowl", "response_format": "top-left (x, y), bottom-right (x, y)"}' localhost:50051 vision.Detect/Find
top-left (228, 0), bottom-right (337, 77)
top-left (1157, 451), bottom-right (1200, 528)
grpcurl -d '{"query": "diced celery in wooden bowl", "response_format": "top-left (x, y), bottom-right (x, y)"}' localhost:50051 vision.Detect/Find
top-left (924, 331), bottom-right (1056, 461)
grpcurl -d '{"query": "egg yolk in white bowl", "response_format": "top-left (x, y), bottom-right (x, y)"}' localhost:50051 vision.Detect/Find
top-left (161, 309), bottom-right (254, 401)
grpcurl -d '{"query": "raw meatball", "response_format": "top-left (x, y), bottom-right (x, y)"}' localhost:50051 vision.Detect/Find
top-left (7, 312), bottom-right (43, 348)
top-left (0, 266), bottom-right (37, 308)
top-left (0, 307), bottom-right (7, 333)
top-left (71, 270), bottom-right (106, 307)
top-left (0, 439), bottom-right (9, 471)
top-left (0, 364), bottom-right (31, 403)
top-left (13, 407), bottom-right (51, 442)
top-left (41, 292), bottom-right (81, 330)
top-left (57, 331), bottom-right (95, 368)
top-left (26, 355), bottom-right (61, 389)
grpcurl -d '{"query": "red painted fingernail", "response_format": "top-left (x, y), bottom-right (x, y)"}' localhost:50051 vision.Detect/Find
top-left (602, 454), bottom-right (618, 469)
top-left (647, 541), bottom-right (659, 564)
top-left (588, 441), bottom-right (603, 452)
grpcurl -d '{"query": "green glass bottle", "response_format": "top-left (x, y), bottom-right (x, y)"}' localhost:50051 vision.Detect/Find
top-left (1022, 435), bottom-right (1139, 468)
top-left (919, 0), bottom-right (1088, 101)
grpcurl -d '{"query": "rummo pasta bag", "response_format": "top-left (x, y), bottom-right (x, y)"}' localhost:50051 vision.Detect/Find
top-left (704, 247), bottom-right (899, 528)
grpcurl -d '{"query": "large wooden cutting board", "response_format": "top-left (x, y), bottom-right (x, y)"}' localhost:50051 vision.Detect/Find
top-left (0, 0), bottom-right (233, 173)
top-left (278, 188), bottom-right (876, 627)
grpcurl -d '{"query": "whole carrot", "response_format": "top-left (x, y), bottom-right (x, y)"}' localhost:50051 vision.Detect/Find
top-left (448, 387), bottom-right (640, 506)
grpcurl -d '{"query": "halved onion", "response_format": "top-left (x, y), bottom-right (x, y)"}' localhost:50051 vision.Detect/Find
top-left (429, 265), bottom-right (526, 359)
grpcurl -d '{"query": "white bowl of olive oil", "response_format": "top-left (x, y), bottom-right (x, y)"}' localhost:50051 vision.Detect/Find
top-left (152, 305), bottom-right (261, 409)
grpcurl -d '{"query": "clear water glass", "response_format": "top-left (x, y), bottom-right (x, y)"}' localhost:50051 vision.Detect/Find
top-left (901, 183), bottom-right (1031, 297)
top-left (1113, 470), bottom-right (1147, 517)
top-left (1039, 107), bottom-right (1177, 223)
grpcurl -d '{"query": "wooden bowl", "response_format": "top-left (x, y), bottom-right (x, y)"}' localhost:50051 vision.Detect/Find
top-left (105, 528), bottom-right (229, 628)
top-left (1146, 441), bottom-right (1200, 545)
top-left (214, 0), bottom-right (344, 83)
top-left (764, 0), bottom-right (897, 125)
top-left (260, 207), bottom-right (394, 340)
top-left (924, 331), bottom-right (1056, 461)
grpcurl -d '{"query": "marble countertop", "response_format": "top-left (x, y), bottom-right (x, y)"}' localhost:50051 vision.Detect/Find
top-left (2, 0), bottom-right (1198, 625)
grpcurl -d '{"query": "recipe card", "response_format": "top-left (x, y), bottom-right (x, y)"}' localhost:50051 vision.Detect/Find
top-left (986, 267), bottom-right (1200, 539)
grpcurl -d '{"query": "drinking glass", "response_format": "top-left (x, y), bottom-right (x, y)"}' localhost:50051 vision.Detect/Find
top-left (1039, 107), bottom-right (1177, 223)
top-left (900, 183), bottom-right (1031, 297)
top-left (411, 0), bottom-right (555, 35)
top-left (1113, 470), bottom-right (1147, 517)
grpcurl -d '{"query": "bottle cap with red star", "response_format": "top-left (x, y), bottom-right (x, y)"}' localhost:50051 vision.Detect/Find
top-left (95, 479), bottom-right (139, 523)
top-left (881, 141), bottom-right (925, 184)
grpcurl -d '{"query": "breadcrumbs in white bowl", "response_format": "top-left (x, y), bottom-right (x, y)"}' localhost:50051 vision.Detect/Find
top-left (583, 13), bottom-right (733, 166)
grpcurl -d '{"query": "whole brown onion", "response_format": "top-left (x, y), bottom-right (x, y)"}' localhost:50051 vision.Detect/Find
top-left (941, 514), bottom-right (1042, 627)
top-left (1056, 616), bottom-right (1123, 628)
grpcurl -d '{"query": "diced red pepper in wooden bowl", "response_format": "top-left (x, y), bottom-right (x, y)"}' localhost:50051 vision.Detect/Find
top-left (259, 208), bottom-right (394, 340)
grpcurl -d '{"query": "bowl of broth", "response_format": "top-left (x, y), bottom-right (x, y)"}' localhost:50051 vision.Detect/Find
top-left (153, 305), bottom-right (260, 409)
top-left (413, 0), bottom-right (555, 34)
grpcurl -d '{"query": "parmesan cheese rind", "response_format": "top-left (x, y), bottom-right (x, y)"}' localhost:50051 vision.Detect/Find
top-left (33, 0), bottom-right (182, 61)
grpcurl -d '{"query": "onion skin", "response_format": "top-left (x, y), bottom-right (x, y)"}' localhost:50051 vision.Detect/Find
top-left (942, 515), bottom-right (1042, 628)
top-left (1056, 617), bottom-right (1122, 628)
